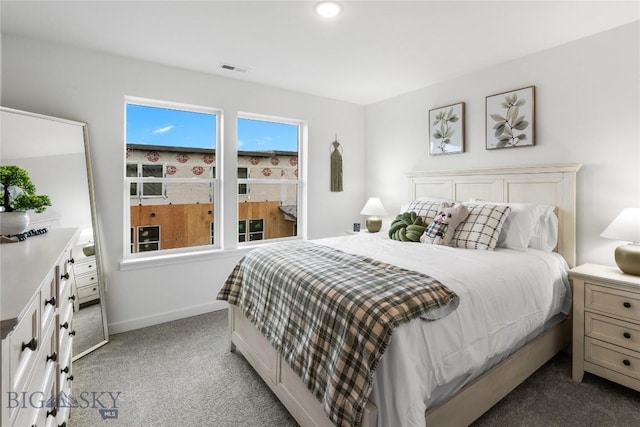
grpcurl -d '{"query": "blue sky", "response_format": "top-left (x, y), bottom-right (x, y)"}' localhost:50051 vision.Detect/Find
top-left (126, 104), bottom-right (298, 152)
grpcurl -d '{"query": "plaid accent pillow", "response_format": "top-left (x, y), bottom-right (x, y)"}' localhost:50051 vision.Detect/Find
top-left (405, 200), bottom-right (443, 224)
top-left (451, 204), bottom-right (511, 250)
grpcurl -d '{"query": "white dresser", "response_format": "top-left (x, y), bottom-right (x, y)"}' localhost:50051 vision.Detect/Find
top-left (1, 228), bottom-right (78, 427)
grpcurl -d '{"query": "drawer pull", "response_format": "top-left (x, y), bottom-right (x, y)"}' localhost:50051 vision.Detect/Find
top-left (47, 407), bottom-right (58, 418)
top-left (60, 321), bottom-right (69, 330)
top-left (59, 422), bottom-right (67, 427)
top-left (623, 301), bottom-right (632, 308)
top-left (45, 296), bottom-right (56, 306)
top-left (69, 295), bottom-right (76, 301)
top-left (46, 352), bottom-right (57, 362)
top-left (624, 332), bottom-right (632, 339)
top-left (21, 337), bottom-right (37, 352)
top-left (67, 374), bottom-right (74, 382)
top-left (69, 330), bottom-right (76, 337)
top-left (623, 359), bottom-right (631, 366)
top-left (68, 258), bottom-right (75, 264)
top-left (61, 272), bottom-right (70, 280)
top-left (61, 366), bottom-right (70, 374)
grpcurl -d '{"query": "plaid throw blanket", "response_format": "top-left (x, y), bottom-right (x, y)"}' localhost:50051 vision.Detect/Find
top-left (217, 240), bottom-right (459, 427)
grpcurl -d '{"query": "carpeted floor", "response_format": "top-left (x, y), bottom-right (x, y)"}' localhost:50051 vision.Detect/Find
top-left (70, 310), bottom-right (640, 427)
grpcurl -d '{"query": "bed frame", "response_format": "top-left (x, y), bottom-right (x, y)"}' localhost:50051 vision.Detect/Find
top-left (227, 163), bottom-right (582, 426)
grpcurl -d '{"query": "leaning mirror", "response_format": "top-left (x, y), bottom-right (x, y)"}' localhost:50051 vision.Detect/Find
top-left (0, 106), bottom-right (108, 359)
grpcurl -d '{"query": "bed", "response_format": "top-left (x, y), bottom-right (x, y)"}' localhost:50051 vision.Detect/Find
top-left (219, 163), bottom-right (581, 427)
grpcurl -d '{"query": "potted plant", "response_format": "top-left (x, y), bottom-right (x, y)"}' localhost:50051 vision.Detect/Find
top-left (0, 165), bottom-right (51, 235)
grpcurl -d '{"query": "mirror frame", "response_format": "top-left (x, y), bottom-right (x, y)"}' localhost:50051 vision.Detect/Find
top-left (74, 123), bottom-right (109, 360)
top-left (0, 106), bottom-right (108, 359)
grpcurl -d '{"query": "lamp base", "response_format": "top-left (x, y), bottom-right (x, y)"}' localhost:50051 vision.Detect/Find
top-left (614, 244), bottom-right (640, 276)
top-left (365, 217), bottom-right (382, 233)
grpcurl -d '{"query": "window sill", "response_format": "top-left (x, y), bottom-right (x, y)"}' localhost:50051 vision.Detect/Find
top-left (119, 247), bottom-right (251, 271)
top-left (119, 236), bottom-right (302, 271)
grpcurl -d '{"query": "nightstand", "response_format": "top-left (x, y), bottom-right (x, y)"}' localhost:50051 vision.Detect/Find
top-left (570, 263), bottom-right (640, 392)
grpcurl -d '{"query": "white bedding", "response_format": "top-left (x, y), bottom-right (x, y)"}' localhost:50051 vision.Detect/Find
top-left (316, 233), bottom-right (571, 427)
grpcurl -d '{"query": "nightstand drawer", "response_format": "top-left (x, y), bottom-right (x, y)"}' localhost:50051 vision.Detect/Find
top-left (586, 312), bottom-right (640, 353)
top-left (585, 337), bottom-right (640, 381)
top-left (76, 272), bottom-right (98, 288)
top-left (78, 284), bottom-right (100, 300)
top-left (74, 258), bottom-right (96, 276)
top-left (585, 283), bottom-right (640, 322)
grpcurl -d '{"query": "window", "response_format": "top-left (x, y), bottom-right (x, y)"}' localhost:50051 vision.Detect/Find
top-left (237, 116), bottom-right (300, 243)
top-left (123, 98), bottom-right (305, 261)
top-left (127, 163), bottom-right (165, 198)
top-left (137, 226), bottom-right (160, 252)
top-left (238, 167), bottom-right (248, 195)
top-left (238, 218), bottom-right (265, 242)
top-left (125, 98), bottom-right (219, 256)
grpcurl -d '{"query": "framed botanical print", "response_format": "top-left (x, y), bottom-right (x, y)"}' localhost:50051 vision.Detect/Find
top-left (429, 102), bottom-right (464, 155)
top-left (486, 85), bottom-right (535, 149)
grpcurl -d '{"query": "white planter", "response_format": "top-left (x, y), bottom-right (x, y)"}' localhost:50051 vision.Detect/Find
top-left (0, 211), bottom-right (30, 235)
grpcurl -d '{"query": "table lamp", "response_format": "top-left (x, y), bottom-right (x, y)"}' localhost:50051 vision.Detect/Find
top-left (360, 197), bottom-right (387, 233)
top-left (600, 207), bottom-right (640, 275)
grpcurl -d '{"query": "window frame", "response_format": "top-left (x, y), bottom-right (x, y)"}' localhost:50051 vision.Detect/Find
top-left (123, 96), bottom-right (222, 260)
top-left (120, 101), bottom-right (307, 269)
top-left (236, 112), bottom-right (304, 247)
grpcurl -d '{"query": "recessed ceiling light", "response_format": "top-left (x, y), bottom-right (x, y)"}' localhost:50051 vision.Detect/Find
top-left (314, 1), bottom-right (342, 18)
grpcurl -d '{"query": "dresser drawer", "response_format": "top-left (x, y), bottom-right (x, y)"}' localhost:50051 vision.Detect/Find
top-left (74, 258), bottom-right (97, 276)
top-left (31, 365), bottom-right (57, 427)
top-left (40, 271), bottom-right (58, 330)
top-left (58, 304), bottom-right (74, 356)
top-left (58, 360), bottom-right (74, 407)
top-left (58, 276), bottom-right (73, 316)
top-left (585, 283), bottom-right (640, 322)
top-left (585, 337), bottom-right (640, 381)
top-left (585, 312), bottom-right (640, 353)
top-left (9, 319), bottom-right (56, 427)
top-left (8, 295), bottom-right (40, 395)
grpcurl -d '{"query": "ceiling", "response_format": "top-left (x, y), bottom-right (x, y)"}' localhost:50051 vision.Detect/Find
top-left (2, 1), bottom-right (638, 106)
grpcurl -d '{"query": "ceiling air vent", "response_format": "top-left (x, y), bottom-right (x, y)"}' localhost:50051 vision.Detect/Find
top-left (220, 63), bottom-right (249, 73)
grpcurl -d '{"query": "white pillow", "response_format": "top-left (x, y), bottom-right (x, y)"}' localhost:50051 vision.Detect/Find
top-left (469, 199), bottom-right (546, 250)
top-left (451, 203), bottom-right (511, 250)
top-left (529, 206), bottom-right (558, 252)
top-left (403, 197), bottom-right (454, 223)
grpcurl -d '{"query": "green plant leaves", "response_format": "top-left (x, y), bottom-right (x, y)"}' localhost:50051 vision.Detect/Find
top-left (431, 106), bottom-right (460, 153)
top-left (490, 92), bottom-right (529, 147)
top-left (0, 165), bottom-right (51, 213)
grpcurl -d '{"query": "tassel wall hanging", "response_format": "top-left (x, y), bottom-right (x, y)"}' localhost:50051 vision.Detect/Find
top-left (330, 135), bottom-right (343, 192)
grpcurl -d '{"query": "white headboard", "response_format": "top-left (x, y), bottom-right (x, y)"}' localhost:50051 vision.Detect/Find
top-left (407, 163), bottom-right (582, 267)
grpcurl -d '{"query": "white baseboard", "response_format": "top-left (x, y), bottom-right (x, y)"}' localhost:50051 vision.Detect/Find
top-left (108, 300), bottom-right (228, 334)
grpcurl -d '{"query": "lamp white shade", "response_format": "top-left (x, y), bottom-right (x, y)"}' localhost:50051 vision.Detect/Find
top-left (601, 207), bottom-right (640, 276)
top-left (360, 197), bottom-right (387, 217)
top-left (360, 197), bottom-right (386, 233)
top-left (601, 208), bottom-right (640, 243)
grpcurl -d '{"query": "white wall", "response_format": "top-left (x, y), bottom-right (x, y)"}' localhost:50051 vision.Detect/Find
top-left (1, 35), bottom-right (366, 333)
top-left (3, 22), bottom-right (638, 333)
top-left (365, 22), bottom-right (639, 268)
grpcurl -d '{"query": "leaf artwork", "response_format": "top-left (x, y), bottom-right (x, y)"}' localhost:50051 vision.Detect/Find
top-left (490, 93), bottom-right (529, 148)
top-left (432, 107), bottom-right (459, 153)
